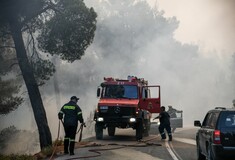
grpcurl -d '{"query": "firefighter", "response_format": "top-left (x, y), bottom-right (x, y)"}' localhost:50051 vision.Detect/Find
top-left (167, 105), bottom-right (182, 133)
top-left (58, 96), bottom-right (84, 155)
top-left (167, 106), bottom-right (177, 117)
top-left (154, 106), bottom-right (172, 141)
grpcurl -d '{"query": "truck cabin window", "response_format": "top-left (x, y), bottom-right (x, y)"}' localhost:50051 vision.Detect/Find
top-left (103, 85), bottom-right (138, 99)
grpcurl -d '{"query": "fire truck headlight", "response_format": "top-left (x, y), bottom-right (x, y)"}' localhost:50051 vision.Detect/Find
top-left (129, 118), bottom-right (136, 122)
top-left (97, 117), bottom-right (104, 122)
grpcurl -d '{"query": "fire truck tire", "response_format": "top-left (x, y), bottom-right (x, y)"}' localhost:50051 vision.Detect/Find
top-left (136, 119), bottom-right (143, 140)
top-left (108, 126), bottom-right (115, 136)
top-left (95, 123), bottom-right (103, 140)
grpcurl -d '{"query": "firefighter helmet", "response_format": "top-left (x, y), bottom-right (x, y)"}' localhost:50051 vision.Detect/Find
top-left (71, 96), bottom-right (79, 101)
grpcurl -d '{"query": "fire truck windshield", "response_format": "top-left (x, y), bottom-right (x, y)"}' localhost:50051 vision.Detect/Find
top-left (103, 85), bottom-right (138, 99)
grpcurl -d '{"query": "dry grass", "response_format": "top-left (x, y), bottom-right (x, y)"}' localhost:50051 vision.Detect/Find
top-left (0, 141), bottom-right (93, 160)
top-left (0, 154), bottom-right (36, 160)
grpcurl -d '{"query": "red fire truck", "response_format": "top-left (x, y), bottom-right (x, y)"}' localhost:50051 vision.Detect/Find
top-left (94, 76), bottom-right (161, 140)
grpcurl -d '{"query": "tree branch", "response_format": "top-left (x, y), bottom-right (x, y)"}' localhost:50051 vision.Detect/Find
top-left (25, 24), bottom-right (38, 59)
top-left (21, 1), bottom-right (61, 27)
top-left (9, 62), bottom-right (19, 69)
top-left (0, 45), bottom-right (15, 49)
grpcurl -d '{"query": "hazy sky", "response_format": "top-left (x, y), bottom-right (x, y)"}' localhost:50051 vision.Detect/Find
top-left (148, 0), bottom-right (235, 55)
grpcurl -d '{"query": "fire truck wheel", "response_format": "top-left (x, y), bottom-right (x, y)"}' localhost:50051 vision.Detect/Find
top-left (95, 123), bottom-right (103, 140)
top-left (136, 119), bottom-right (143, 140)
top-left (108, 126), bottom-right (116, 136)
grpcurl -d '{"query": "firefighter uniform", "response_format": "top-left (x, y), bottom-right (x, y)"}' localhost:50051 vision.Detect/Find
top-left (58, 96), bottom-right (84, 155)
top-left (154, 106), bottom-right (172, 141)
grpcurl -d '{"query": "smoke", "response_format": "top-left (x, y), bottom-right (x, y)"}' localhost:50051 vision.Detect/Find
top-left (1, 0), bottom-right (235, 153)
top-left (153, 0), bottom-right (235, 55)
top-left (0, 126), bottom-right (40, 154)
top-left (67, 0), bottom-right (234, 123)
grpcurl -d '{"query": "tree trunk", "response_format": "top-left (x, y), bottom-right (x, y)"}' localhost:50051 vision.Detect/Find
top-left (9, 18), bottom-right (52, 149)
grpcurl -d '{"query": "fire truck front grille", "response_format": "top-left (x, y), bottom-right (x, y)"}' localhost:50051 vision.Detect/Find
top-left (99, 106), bottom-right (136, 117)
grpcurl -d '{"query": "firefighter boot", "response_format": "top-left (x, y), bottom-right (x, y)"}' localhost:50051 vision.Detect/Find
top-left (69, 141), bottom-right (75, 155)
top-left (169, 134), bottom-right (172, 141)
top-left (160, 132), bottom-right (166, 140)
top-left (64, 139), bottom-right (69, 154)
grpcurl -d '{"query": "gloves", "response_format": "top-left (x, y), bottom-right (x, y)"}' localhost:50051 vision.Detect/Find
top-left (58, 113), bottom-right (63, 120)
top-left (82, 123), bottom-right (86, 127)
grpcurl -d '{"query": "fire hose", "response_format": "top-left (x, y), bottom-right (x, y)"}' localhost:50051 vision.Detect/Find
top-left (49, 120), bottom-right (85, 160)
top-left (49, 120), bottom-right (61, 160)
top-left (63, 137), bottom-right (162, 160)
top-left (76, 122), bottom-right (86, 142)
top-left (50, 121), bottom-right (162, 160)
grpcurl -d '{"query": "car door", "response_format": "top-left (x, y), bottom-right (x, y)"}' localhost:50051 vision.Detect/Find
top-left (170, 112), bottom-right (183, 128)
top-left (199, 112), bottom-right (213, 155)
top-left (139, 85), bottom-right (161, 113)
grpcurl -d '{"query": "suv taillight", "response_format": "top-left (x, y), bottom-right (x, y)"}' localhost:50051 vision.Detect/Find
top-left (213, 130), bottom-right (221, 144)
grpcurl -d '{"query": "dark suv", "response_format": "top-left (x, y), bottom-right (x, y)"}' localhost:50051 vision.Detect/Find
top-left (194, 107), bottom-right (235, 160)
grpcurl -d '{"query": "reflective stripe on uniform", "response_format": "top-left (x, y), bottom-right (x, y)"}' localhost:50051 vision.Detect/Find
top-left (77, 111), bottom-right (82, 115)
top-left (64, 137), bottom-right (69, 140)
top-left (70, 138), bottom-right (75, 142)
top-left (63, 105), bottom-right (76, 110)
top-left (59, 111), bottom-right (64, 114)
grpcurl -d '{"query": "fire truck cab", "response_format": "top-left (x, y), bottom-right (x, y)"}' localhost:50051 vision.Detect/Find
top-left (94, 76), bottom-right (161, 140)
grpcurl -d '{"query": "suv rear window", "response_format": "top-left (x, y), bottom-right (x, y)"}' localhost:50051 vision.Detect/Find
top-left (202, 112), bottom-right (219, 129)
top-left (220, 112), bottom-right (235, 128)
